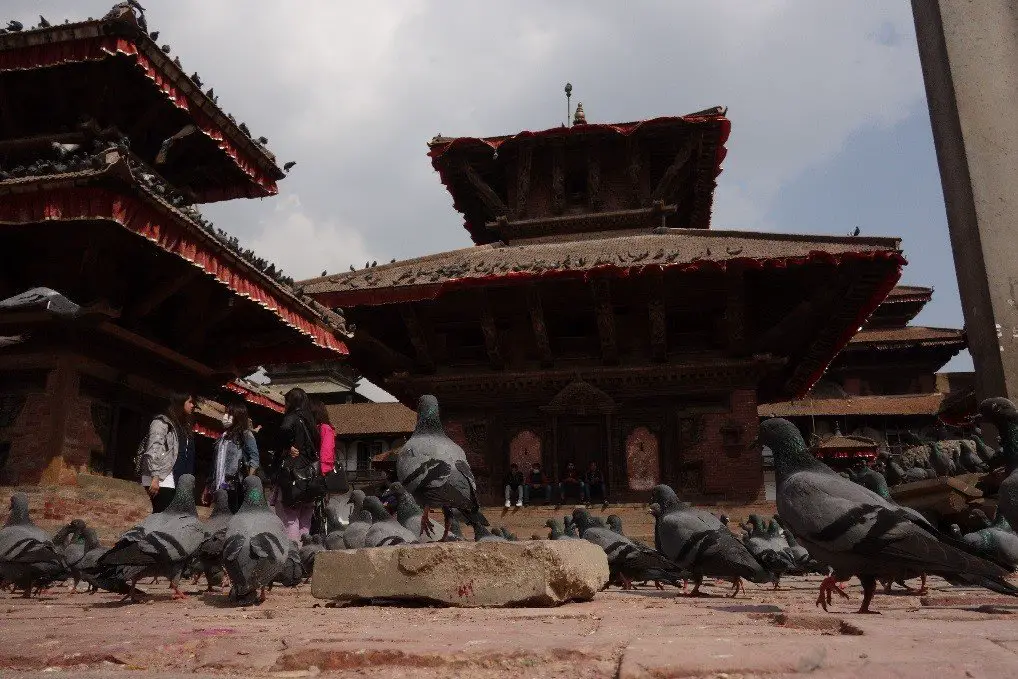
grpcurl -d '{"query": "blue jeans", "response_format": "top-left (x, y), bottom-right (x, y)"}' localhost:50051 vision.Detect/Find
top-left (523, 484), bottom-right (552, 504)
top-left (559, 480), bottom-right (587, 502)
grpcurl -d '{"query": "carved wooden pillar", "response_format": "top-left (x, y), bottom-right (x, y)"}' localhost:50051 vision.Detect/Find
top-left (725, 264), bottom-right (747, 355)
top-left (514, 142), bottom-right (533, 220)
top-left (647, 271), bottom-right (667, 362)
top-left (399, 303), bottom-right (436, 372)
top-left (527, 285), bottom-right (553, 368)
top-left (551, 143), bottom-right (565, 215)
top-left (478, 290), bottom-right (504, 369)
top-left (591, 278), bottom-right (618, 364)
top-left (587, 142), bottom-right (602, 210)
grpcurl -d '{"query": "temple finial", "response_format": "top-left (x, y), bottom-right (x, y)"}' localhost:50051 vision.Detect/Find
top-left (572, 102), bottom-right (587, 126)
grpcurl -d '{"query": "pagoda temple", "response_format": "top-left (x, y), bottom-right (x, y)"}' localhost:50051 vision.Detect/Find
top-left (759, 284), bottom-right (968, 456)
top-left (303, 105), bottom-right (905, 503)
top-left (0, 5), bottom-right (349, 485)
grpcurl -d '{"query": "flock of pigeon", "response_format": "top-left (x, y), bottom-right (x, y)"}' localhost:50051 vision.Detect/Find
top-left (2, 394), bottom-right (1018, 614)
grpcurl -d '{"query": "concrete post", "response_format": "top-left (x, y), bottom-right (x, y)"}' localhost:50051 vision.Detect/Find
top-left (912, 0), bottom-right (1018, 400)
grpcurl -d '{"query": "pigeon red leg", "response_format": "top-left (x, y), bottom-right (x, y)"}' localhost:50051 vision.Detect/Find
top-left (727, 577), bottom-right (745, 598)
top-left (857, 576), bottom-right (880, 614)
top-left (440, 509), bottom-right (451, 541)
top-left (917, 573), bottom-right (928, 595)
top-left (654, 580), bottom-right (664, 590)
top-left (171, 584), bottom-right (187, 600)
top-left (815, 575), bottom-right (850, 612)
top-left (419, 506), bottom-right (436, 539)
top-left (620, 574), bottom-right (634, 590)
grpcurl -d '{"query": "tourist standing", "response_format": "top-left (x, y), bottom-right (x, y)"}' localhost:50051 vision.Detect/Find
top-left (503, 463), bottom-right (524, 508)
top-left (273, 387), bottom-right (320, 541)
top-left (309, 398), bottom-right (336, 475)
top-left (139, 393), bottom-right (195, 513)
top-left (205, 402), bottom-right (260, 513)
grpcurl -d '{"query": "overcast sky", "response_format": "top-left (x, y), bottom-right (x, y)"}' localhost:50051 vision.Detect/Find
top-left (13, 1), bottom-right (972, 398)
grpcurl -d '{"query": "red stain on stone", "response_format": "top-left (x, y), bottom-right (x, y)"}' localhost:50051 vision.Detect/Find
top-left (457, 581), bottom-right (475, 598)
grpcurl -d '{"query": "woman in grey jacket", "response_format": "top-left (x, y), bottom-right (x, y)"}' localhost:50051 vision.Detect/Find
top-left (139, 393), bottom-right (195, 512)
top-left (205, 401), bottom-right (260, 513)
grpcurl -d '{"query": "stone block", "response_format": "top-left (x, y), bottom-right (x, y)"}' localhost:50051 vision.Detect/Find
top-left (311, 539), bottom-right (609, 607)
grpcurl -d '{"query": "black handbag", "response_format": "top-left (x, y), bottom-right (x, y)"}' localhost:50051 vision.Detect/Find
top-left (277, 417), bottom-right (324, 507)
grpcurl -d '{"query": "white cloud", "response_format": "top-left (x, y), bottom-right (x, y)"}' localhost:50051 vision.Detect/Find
top-left (246, 193), bottom-right (374, 281)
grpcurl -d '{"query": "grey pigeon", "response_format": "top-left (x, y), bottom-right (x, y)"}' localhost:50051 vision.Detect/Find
top-left (98, 475), bottom-right (207, 600)
top-left (958, 440), bottom-right (989, 473)
top-left (473, 524), bottom-right (507, 542)
top-left (650, 485), bottom-right (769, 596)
top-left (195, 490), bottom-right (232, 591)
top-left (0, 494), bottom-right (67, 596)
top-left (223, 476), bottom-right (289, 604)
top-left (546, 518), bottom-right (578, 540)
top-left (273, 541), bottom-right (304, 587)
top-left (396, 395), bottom-right (488, 539)
top-left (574, 508), bottom-right (685, 590)
top-left (928, 441), bottom-right (955, 477)
top-left (760, 417), bottom-right (1018, 614)
top-left (961, 515), bottom-right (1018, 568)
top-left (362, 495), bottom-right (418, 547)
top-left (742, 516), bottom-right (795, 587)
top-left (441, 509), bottom-right (465, 541)
top-left (978, 398), bottom-right (1018, 534)
top-left (299, 533), bottom-right (325, 576)
top-left (971, 432), bottom-right (997, 466)
top-left (382, 481), bottom-right (443, 540)
top-left (67, 528), bottom-right (105, 593)
top-left (338, 508), bottom-right (376, 549)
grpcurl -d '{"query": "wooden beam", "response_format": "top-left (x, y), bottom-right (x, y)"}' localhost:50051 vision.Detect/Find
top-left (754, 268), bottom-right (852, 354)
top-left (526, 286), bottom-right (553, 367)
top-left (627, 138), bottom-right (645, 206)
top-left (513, 142), bottom-right (533, 219)
top-left (647, 272), bottom-right (668, 362)
top-left (127, 97), bottom-right (168, 147)
top-left (591, 278), bottom-right (618, 364)
top-left (651, 136), bottom-right (697, 202)
top-left (350, 327), bottom-right (415, 373)
top-left (725, 264), bottom-right (747, 355)
top-left (399, 303), bottom-right (436, 372)
top-left (478, 290), bottom-right (504, 369)
top-left (124, 268), bottom-right (201, 322)
top-left (183, 294), bottom-right (236, 351)
top-left (97, 320), bottom-right (216, 377)
top-left (459, 161), bottom-right (508, 217)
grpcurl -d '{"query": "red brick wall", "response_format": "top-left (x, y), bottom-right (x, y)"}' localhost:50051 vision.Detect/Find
top-left (1, 366), bottom-right (104, 486)
top-left (678, 388), bottom-right (763, 502)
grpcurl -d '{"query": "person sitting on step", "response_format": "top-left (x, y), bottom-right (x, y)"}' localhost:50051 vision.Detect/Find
top-left (503, 463), bottom-right (524, 508)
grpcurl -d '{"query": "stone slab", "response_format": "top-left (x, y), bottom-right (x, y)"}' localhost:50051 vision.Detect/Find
top-left (310, 539), bottom-right (609, 607)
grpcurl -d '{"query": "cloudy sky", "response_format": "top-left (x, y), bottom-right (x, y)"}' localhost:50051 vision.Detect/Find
top-left (13, 1), bottom-right (971, 395)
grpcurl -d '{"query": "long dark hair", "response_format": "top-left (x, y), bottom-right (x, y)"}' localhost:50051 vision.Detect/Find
top-left (284, 387), bottom-right (310, 416)
top-left (309, 397), bottom-right (331, 428)
top-left (225, 401), bottom-right (251, 439)
top-left (164, 392), bottom-right (195, 440)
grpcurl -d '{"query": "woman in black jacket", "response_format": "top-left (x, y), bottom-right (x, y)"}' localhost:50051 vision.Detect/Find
top-left (273, 387), bottom-right (321, 540)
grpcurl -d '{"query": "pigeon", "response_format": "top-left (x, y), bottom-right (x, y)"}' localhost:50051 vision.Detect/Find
top-left (959, 439), bottom-right (989, 473)
top-left (979, 399), bottom-right (1018, 541)
top-left (759, 417), bottom-right (1018, 614)
top-left (971, 432), bottom-right (998, 466)
top-left (396, 395), bottom-right (488, 539)
top-left (98, 475), bottom-right (207, 601)
top-left (928, 441), bottom-right (955, 477)
top-left (149, 30), bottom-right (159, 40)
top-left (546, 518), bottom-right (577, 540)
top-left (273, 541), bottom-right (304, 587)
top-left (299, 534), bottom-right (325, 576)
top-left (6, 20), bottom-right (23, 32)
top-left (606, 515), bottom-right (626, 535)
top-left (283, 161), bottom-right (296, 172)
top-left (650, 484), bottom-right (770, 596)
top-left (443, 511), bottom-right (465, 541)
top-left (574, 508), bottom-right (685, 590)
top-left (473, 524), bottom-right (507, 543)
top-left (223, 476), bottom-right (289, 604)
top-left (339, 507), bottom-right (377, 550)
top-left (194, 490), bottom-right (232, 591)
top-left (742, 516), bottom-right (795, 588)
top-left (66, 528), bottom-right (105, 593)
top-left (960, 515), bottom-right (1018, 568)
top-left (362, 495), bottom-right (418, 547)
top-left (381, 482), bottom-right (442, 540)
top-left (38, 15), bottom-right (50, 28)
top-left (0, 494), bottom-right (67, 596)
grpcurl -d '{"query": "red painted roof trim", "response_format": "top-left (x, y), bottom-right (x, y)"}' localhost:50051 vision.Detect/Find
top-left (0, 187), bottom-right (348, 357)
top-left (224, 381), bottom-right (285, 413)
top-left (0, 36), bottom-right (278, 202)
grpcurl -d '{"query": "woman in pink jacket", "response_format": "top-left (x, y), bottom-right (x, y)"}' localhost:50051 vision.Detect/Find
top-left (310, 398), bottom-right (336, 474)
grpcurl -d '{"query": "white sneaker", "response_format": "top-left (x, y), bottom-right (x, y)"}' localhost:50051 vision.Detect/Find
top-left (515, 500), bottom-right (523, 507)
top-left (505, 500), bottom-right (511, 508)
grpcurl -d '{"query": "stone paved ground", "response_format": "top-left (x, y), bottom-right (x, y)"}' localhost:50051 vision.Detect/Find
top-left (3, 574), bottom-right (1018, 678)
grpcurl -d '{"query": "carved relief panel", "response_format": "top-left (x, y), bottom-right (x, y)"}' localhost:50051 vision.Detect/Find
top-left (625, 426), bottom-right (660, 491)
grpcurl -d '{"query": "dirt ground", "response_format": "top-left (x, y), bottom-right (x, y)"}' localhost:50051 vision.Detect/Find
top-left (3, 574), bottom-right (1018, 679)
